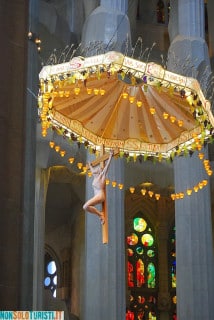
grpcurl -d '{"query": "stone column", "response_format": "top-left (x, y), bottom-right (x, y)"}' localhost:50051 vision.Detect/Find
top-left (174, 149), bottom-right (214, 319)
top-left (167, 2), bottom-right (214, 318)
top-left (81, 0), bottom-right (131, 54)
top-left (178, 0), bottom-right (204, 38)
top-left (83, 156), bottom-right (125, 320)
top-left (33, 168), bottom-right (50, 309)
top-left (20, 0), bottom-right (39, 309)
top-left (0, 0), bottom-right (32, 309)
top-left (157, 198), bottom-right (171, 320)
top-left (207, 0), bottom-right (214, 68)
top-left (100, 0), bottom-right (127, 12)
top-left (167, 0), bottom-right (211, 91)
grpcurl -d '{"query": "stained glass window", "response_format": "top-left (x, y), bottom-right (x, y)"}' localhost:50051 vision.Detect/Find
top-left (44, 252), bottom-right (57, 298)
top-left (169, 226), bottom-right (176, 318)
top-left (126, 216), bottom-right (158, 319)
top-left (156, 0), bottom-right (165, 24)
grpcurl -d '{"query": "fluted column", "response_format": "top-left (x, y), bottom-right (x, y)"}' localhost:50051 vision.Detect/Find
top-left (100, 0), bottom-right (127, 13)
top-left (83, 156), bottom-right (125, 320)
top-left (167, 2), bottom-right (214, 318)
top-left (174, 149), bottom-right (214, 319)
top-left (178, 0), bottom-right (204, 38)
top-left (167, 0), bottom-right (211, 90)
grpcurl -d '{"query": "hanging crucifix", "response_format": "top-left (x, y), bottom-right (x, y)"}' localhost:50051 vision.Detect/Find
top-left (83, 146), bottom-right (119, 244)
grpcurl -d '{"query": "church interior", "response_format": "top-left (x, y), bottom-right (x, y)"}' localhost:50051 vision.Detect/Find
top-left (1, 1), bottom-right (214, 320)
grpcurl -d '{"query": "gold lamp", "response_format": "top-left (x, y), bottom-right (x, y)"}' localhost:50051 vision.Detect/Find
top-left (179, 192), bottom-right (184, 199)
top-left (129, 96), bottom-right (135, 104)
top-left (129, 187), bottom-right (135, 194)
top-left (171, 194), bottom-right (176, 200)
top-left (170, 116), bottom-right (176, 123)
top-left (122, 92), bottom-right (128, 99)
top-left (155, 193), bottom-right (160, 200)
top-left (112, 181), bottom-right (117, 188)
top-left (141, 189), bottom-right (147, 196)
top-left (82, 166), bottom-right (87, 173)
top-left (87, 88), bottom-right (92, 95)
top-left (150, 107), bottom-right (156, 115)
top-left (77, 162), bottom-right (83, 170)
top-left (202, 179), bottom-right (208, 186)
top-left (148, 190), bottom-right (154, 198)
top-left (193, 185), bottom-right (199, 192)
top-left (60, 150), bottom-right (66, 157)
top-left (105, 179), bottom-right (110, 185)
top-left (94, 88), bottom-right (99, 95)
top-left (186, 189), bottom-right (192, 196)
top-left (136, 100), bottom-right (142, 107)
top-left (198, 182), bottom-right (204, 189)
top-left (49, 141), bottom-right (55, 148)
top-left (74, 87), bottom-right (80, 95)
top-left (55, 145), bottom-right (60, 152)
top-left (177, 120), bottom-right (183, 127)
top-left (163, 112), bottom-right (169, 119)
top-left (198, 153), bottom-right (204, 160)
top-left (68, 157), bottom-right (74, 164)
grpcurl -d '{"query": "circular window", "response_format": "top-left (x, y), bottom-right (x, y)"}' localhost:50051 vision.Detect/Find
top-left (136, 246), bottom-right (144, 255)
top-left (141, 234), bottom-right (154, 246)
top-left (147, 249), bottom-right (155, 257)
top-left (47, 261), bottom-right (56, 274)
top-left (127, 233), bottom-right (138, 245)
top-left (134, 217), bottom-right (147, 232)
top-left (44, 277), bottom-right (51, 286)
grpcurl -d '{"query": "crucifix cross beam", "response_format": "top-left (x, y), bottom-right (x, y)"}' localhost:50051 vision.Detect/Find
top-left (89, 147), bottom-right (119, 168)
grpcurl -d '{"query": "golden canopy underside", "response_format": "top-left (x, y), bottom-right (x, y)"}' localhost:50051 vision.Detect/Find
top-left (50, 72), bottom-right (201, 155)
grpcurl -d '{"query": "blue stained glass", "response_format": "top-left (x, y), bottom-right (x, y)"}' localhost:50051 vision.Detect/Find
top-left (136, 246), bottom-right (144, 255)
top-left (47, 261), bottom-right (56, 274)
top-left (44, 277), bottom-right (51, 286)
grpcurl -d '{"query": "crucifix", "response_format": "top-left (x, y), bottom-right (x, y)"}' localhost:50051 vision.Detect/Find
top-left (83, 146), bottom-right (119, 244)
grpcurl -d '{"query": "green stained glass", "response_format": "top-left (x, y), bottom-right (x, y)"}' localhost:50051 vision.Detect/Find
top-left (127, 233), bottom-right (138, 245)
top-left (134, 217), bottom-right (147, 232)
top-left (147, 263), bottom-right (156, 288)
top-left (147, 249), bottom-right (155, 257)
top-left (136, 246), bottom-right (144, 255)
top-left (141, 234), bottom-right (154, 246)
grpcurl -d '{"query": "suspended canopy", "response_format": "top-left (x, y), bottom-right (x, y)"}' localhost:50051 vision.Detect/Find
top-left (38, 51), bottom-right (214, 159)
